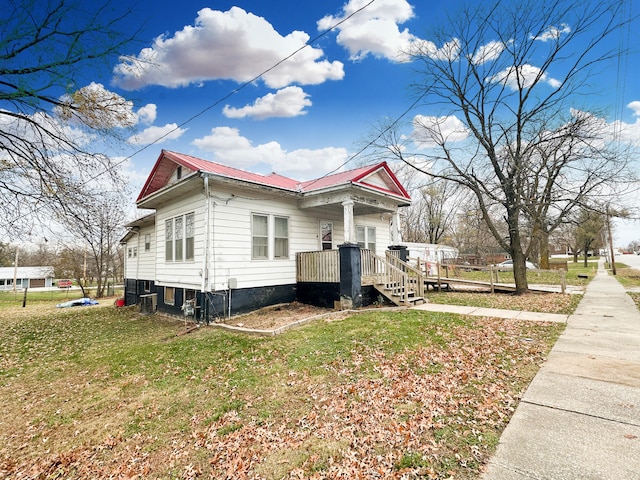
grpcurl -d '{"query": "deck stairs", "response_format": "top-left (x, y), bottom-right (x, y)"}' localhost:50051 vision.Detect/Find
top-left (367, 252), bottom-right (426, 307)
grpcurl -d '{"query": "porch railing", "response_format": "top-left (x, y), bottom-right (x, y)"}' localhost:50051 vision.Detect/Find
top-left (383, 251), bottom-right (425, 303)
top-left (296, 249), bottom-right (425, 305)
top-left (296, 250), bottom-right (340, 282)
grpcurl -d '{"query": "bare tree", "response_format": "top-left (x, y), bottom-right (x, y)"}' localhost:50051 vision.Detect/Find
top-left (401, 179), bottom-right (464, 244)
top-left (56, 191), bottom-right (128, 298)
top-left (374, 0), bottom-right (633, 293)
top-left (449, 203), bottom-right (505, 263)
top-left (0, 0), bottom-right (138, 237)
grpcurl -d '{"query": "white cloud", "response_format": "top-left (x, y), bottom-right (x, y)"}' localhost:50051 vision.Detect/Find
top-left (127, 123), bottom-right (187, 145)
top-left (192, 126), bottom-right (349, 178)
top-left (136, 104), bottom-right (157, 125)
top-left (471, 40), bottom-right (511, 65)
top-left (531, 24), bottom-right (571, 42)
top-left (615, 102), bottom-right (640, 146)
top-left (411, 38), bottom-right (461, 62)
top-left (488, 64), bottom-right (560, 90)
top-left (56, 82), bottom-right (138, 129)
top-left (411, 114), bottom-right (469, 148)
top-left (223, 86), bottom-right (312, 120)
top-left (628, 101), bottom-right (640, 117)
top-left (318, 0), bottom-right (421, 62)
top-left (113, 7), bottom-right (344, 90)
top-left (0, 108), bottom-right (95, 151)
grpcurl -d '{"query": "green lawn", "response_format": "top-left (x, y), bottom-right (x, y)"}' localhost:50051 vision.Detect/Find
top-left (0, 301), bottom-right (564, 479)
top-left (438, 259), bottom-right (598, 289)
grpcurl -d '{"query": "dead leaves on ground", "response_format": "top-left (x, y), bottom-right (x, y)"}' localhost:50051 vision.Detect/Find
top-left (1, 315), bottom-right (559, 479)
top-left (187, 319), bottom-right (550, 478)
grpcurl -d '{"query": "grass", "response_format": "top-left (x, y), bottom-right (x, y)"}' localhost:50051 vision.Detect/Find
top-left (0, 299), bottom-right (565, 479)
top-left (439, 258), bottom-right (598, 289)
top-left (0, 288), bottom-right (124, 307)
top-left (425, 259), bottom-right (594, 315)
top-left (612, 265), bottom-right (640, 289)
top-left (425, 291), bottom-right (582, 315)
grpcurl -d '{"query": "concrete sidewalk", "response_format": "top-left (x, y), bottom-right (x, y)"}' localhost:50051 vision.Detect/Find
top-left (412, 302), bottom-right (569, 323)
top-left (481, 259), bottom-right (640, 479)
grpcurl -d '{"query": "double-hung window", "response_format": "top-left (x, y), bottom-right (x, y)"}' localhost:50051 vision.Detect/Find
top-left (185, 213), bottom-right (195, 260)
top-left (356, 226), bottom-right (376, 252)
top-left (252, 214), bottom-right (289, 260)
top-left (274, 216), bottom-right (289, 258)
top-left (252, 214), bottom-right (268, 259)
top-left (165, 212), bottom-right (195, 262)
top-left (175, 216), bottom-right (184, 261)
top-left (165, 219), bottom-right (173, 261)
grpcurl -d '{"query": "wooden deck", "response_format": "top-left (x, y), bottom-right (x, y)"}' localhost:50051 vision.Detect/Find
top-left (296, 250), bottom-right (567, 300)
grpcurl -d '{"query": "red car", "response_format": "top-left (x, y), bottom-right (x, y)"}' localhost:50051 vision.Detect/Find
top-left (57, 279), bottom-right (73, 288)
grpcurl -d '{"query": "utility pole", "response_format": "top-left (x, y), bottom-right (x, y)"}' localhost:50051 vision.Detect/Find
top-left (606, 206), bottom-right (616, 275)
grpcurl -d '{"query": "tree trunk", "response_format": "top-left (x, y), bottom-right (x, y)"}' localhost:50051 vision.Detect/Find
top-left (539, 230), bottom-right (550, 270)
top-left (508, 208), bottom-right (529, 294)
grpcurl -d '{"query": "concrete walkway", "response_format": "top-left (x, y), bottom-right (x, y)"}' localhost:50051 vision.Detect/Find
top-left (412, 302), bottom-right (569, 323)
top-left (478, 259), bottom-right (640, 479)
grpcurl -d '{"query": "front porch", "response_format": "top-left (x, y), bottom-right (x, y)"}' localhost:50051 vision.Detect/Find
top-left (296, 246), bottom-right (426, 307)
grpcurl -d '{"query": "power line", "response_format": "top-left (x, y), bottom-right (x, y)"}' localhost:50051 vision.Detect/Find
top-left (115, 0), bottom-right (377, 167)
top-left (12, 1), bottom-right (379, 222)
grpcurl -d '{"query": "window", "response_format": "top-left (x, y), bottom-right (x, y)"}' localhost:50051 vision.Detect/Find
top-left (165, 219), bottom-right (173, 261)
top-left (356, 226), bottom-right (376, 251)
top-left (252, 214), bottom-right (268, 259)
top-left (321, 222), bottom-right (333, 250)
top-left (367, 227), bottom-right (376, 251)
top-left (175, 216), bottom-right (184, 261)
top-left (274, 216), bottom-right (289, 258)
top-left (164, 286), bottom-right (175, 305)
top-left (144, 234), bottom-right (151, 251)
top-left (165, 213), bottom-right (195, 262)
top-left (128, 247), bottom-right (132, 258)
top-left (143, 280), bottom-right (151, 292)
top-left (176, 166), bottom-right (182, 180)
top-left (185, 213), bottom-right (195, 260)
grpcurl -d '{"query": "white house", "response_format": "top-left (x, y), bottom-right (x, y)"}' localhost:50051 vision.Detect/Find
top-left (121, 150), bottom-right (412, 321)
top-left (0, 266), bottom-right (55, 291)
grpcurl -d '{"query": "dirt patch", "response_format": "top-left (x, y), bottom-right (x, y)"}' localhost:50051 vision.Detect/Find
top-left (224, 302), bottom-right (336, 330)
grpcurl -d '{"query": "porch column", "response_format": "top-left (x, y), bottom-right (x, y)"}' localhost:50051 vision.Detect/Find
top-left (342, 199), bottom-right (355, 244)
top-left (390, 211), bottom-right (400, 244)
top-left (339, 243), bottom-right (362, 309)
top-left (388, 211), bottom-right (408, 261)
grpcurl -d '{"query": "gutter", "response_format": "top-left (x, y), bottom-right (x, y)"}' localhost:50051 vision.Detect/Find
top-left (201, 175), bottom-right (210, 294)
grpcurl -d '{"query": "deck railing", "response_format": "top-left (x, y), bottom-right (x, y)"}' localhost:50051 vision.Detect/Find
top-left (384, 251), bottom-right (425, 302)
top-left (296, 249), bottom-right (425, 303)
top-left (296, 250), bottom-right (340, 282)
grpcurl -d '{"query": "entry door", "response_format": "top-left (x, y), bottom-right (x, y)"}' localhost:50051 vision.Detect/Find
top-left (320, 221), bottom-right (333, 250)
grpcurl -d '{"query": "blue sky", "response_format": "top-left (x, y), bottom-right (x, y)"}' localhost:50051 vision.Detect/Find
top-left (68, 0), bottom-right (640, 243)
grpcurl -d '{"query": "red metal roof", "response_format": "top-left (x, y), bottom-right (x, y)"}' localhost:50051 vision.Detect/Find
top-left (137, 150), bottom-right (411, 203)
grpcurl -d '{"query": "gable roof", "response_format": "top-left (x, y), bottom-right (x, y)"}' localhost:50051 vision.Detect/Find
top-left (137, 150), bottom-right (410, 204)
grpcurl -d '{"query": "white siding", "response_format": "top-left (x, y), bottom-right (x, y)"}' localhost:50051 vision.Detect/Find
top-left (209, 185), bottom-right (310, 291)
top-left (131, 179), bottom-right (398, 292)
top-left (155, 192), bottom-right (205, 288)
top-left (124, 224), bottom-right (156, 280)
top-left (355, 213), bottom-right (392, 256)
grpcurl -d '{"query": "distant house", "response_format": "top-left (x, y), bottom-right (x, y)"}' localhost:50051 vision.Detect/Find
top-left (121, 150), bottom-right (412, 322)
top-left (0, 266), bottom-right (55, 290)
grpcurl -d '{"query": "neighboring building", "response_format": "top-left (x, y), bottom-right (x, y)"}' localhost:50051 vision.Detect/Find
top-left (121, 150), bottom-right (412, 322)
top-left (400, 242), bottom-right (458, 275)
top-left (0, 266), bottom-right (55, 290)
